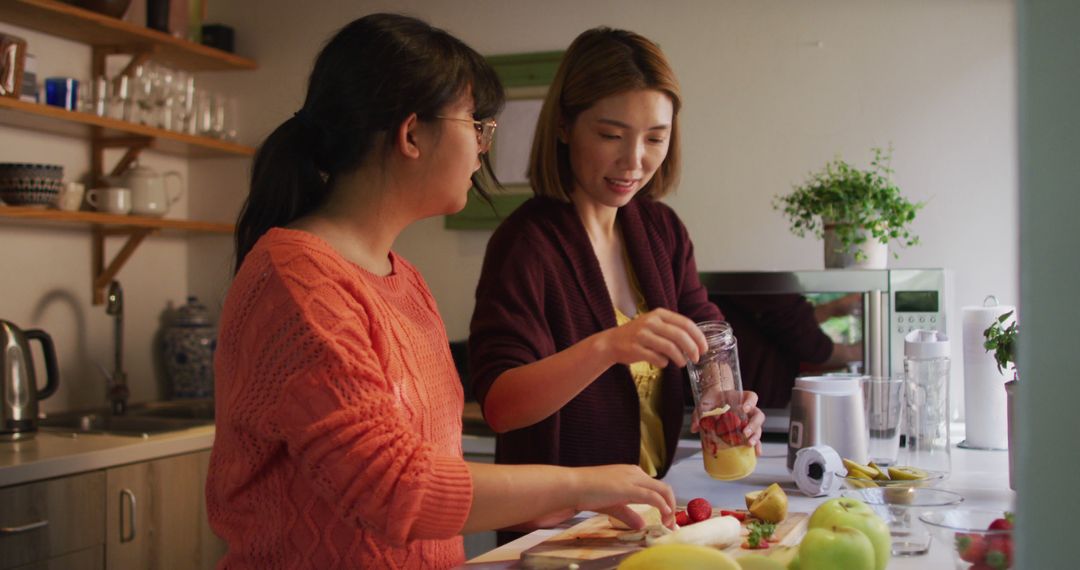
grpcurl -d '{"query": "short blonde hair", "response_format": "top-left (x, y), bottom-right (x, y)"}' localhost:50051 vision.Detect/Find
top-left (529, 28), bottom-right (682, 201)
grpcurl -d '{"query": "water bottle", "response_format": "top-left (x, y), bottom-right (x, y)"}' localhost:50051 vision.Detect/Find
top-left (902, 329), bottom-right (951, 477)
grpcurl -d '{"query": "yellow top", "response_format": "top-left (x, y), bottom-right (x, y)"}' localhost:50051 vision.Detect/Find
top-left (613, 258), bottom-right (667, 477)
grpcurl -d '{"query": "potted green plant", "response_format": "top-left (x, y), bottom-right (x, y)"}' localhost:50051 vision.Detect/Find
top-left (983, 310), bottom-right (1019, 489)
top-left (773, 147), bottom-right (924, 269)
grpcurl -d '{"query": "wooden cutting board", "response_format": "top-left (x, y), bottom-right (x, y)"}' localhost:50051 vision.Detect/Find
top-left (520, 509), bottom-right (808, 569)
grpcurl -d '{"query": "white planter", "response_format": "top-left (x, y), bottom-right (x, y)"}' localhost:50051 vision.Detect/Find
top-left (823, 225), bottom-right (888, 269)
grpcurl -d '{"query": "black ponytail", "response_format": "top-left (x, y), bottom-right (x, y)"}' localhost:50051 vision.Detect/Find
top-left (234, 13), bottom-right (505, 272)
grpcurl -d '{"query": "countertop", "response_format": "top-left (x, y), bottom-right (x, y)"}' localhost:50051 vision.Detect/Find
top-left (0, 424), bottom-right (215, 487)
top-left (464, 423), bottom-right (1015, 568)
top-left (0, 404), bottom-right (497, 488)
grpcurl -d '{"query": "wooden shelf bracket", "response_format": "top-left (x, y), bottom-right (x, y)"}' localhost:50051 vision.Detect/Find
top-left (92, 226), bottom-right (157, 304)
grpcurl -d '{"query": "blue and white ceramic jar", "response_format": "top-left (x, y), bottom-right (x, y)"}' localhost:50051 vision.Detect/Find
top-left (161, 296), bottom-right (216, 399)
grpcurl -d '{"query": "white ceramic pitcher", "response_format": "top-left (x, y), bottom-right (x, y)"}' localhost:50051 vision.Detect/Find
top-left (115, 163), bottom-right (184, 217)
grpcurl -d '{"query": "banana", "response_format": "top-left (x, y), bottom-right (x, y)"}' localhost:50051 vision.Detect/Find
top-left (617, 544), bottom-right (740, 570)
top-left (646, 515), bottom-right (742, 548)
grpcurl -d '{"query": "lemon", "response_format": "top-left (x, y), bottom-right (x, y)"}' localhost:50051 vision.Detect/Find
top-left (617, 544), bottom-right (740, 570)
top-left (747, 483), bottom-right (789, 523)
top-left (745, 490), bottom-right (762, 510)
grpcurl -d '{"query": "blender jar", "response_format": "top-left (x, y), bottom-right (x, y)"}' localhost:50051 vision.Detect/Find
top-left (688, 321), bottom-right (756, 480)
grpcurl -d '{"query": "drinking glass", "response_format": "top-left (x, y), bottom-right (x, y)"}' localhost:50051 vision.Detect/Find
top-left (108, 74), bottom-right (133, 122)
top-left (195, 88), bottom-right (215, 137)
top-left (863, 376), bottom-right (905, 466)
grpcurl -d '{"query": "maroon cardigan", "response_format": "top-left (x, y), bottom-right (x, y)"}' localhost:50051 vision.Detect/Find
top-left (468, 196), bottom-right (722, 478)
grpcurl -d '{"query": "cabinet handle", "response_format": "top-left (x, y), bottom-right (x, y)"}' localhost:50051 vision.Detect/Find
top-left (0, 520), bottom-right (49, 535)
top-left (120, 488), bottom-right (137, 543)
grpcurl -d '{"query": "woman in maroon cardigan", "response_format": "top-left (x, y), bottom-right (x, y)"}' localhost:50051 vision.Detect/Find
top-left (469, 27), bottom-right (766, 506)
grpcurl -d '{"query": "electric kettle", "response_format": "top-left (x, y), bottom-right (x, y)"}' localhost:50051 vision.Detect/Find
top-left (787, 375), bottom-right (869, 471)
top-left (1, 320), bottom-right (59, 441)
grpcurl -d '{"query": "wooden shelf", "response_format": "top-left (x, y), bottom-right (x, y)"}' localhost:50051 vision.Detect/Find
top-left (0, 206), bottom-right (233, 303)
top-left (0, 0), bottom-right (256, 72)
top-left (0, 206), bottom-right (233, 233)
top-left (0, 0), bottom-right (251, 304)
top-left (0, 97), bottom-right (254, 158)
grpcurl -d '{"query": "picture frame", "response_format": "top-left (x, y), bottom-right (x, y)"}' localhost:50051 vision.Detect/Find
top-left (445, 50), bottom-right (563, 230)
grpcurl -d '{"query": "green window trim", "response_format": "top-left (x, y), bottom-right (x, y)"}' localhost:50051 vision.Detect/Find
top-left (445, 50), bottom-right (564, 230)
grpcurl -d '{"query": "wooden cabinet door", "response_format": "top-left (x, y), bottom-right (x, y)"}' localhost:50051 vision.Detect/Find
top-left (106, 450), bottom-right (225, 570)
top-left (10, 546), bottom-right (104, 570)
top-left (0, 471), bottom-right (104, 570)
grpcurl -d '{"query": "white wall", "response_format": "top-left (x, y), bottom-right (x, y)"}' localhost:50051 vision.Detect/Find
top-left (1, 1), bottom-right (1016, 414)
top-left (205, 0), bottom-right (1016, 345)
top-left (0, 21), bottom-right (195, 412)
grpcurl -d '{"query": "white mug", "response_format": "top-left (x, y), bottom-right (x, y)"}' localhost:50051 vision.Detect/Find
top-left (86, 187), bottom-right (131, 214)
top-left (55, 181), bottom-right (85, 211)
top-left (130, 171), bottom-right (183, 217)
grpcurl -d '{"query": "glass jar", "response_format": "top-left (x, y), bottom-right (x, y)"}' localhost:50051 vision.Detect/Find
top-left (161, 296), bottom-right (217, 399)
top-left (687, 321), bottom-right (757, 480)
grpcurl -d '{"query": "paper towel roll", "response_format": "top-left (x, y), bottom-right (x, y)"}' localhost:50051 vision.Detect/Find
top-left (961, 302), bottom-right (1015, 449)
top-left (793, 445), bottom-right (844, 497)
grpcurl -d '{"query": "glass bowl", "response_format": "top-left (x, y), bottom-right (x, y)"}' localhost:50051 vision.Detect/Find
top-left (919, 508), bottom-right (1014, 569)
top-left (842, 469), bottom-right (947, 490)
top-left (841, 488), bottom-right (964, 556)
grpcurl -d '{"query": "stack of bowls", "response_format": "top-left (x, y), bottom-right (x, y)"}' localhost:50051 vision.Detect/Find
top-left (0, 163), bottom-right (64, 207)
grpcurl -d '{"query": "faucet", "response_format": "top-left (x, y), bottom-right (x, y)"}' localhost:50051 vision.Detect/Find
top-left (105, 280), bottom-right (129, 415)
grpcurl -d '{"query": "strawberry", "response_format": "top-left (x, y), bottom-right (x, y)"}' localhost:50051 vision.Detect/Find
top-left (675, 511), bottom-right (691, 526)
top-left (740, 538), bottom-right (768, 549)
top-left (955, 533), bottom-right (987, 563)
top-left (686, 498), bottom-right (712, 523)
top-left (718, 411), bottom-right (741, 434)
top-left (985, 535), bottom-right (1013, 569)
top-left (988, 513), bottom-right (1014, 531)
top-left (968, 564), bottom-right (994, 570)
top-left (720, 509), bottom-right (747, 521)
top-left (699, 415), bottom-right (717, 433)
top-left (720, 431), bottom-right (743, 446)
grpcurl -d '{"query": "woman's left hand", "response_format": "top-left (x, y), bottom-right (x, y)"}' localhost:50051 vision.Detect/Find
top-left (739, 391), bottom-right (766, 456)
top-left (691, 390), bottom-right (766, 455)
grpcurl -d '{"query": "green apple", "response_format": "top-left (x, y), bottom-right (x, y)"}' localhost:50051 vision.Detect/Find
top-left (807, 498), bottom-right (891, 570)
top-left (798, 526), bottom-right (876, 570)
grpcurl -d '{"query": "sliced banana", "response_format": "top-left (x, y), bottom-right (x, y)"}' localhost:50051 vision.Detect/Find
top-left (699, 404), bottom-right (732, 419)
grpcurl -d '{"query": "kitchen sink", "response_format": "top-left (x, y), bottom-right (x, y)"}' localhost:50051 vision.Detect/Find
top-left (127, 399), bottom-right (215, 421)
top-left (39, 400), bottom-right (215, 436)
top-left (39, 413), bottom-right (210, 436)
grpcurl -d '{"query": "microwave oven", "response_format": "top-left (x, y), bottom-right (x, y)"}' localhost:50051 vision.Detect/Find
top-left (697, 269), bottom-right (948, 433)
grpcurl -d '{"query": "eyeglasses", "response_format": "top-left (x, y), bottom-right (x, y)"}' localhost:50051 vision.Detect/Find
top-left (433, 116), bottom-right (497, 154)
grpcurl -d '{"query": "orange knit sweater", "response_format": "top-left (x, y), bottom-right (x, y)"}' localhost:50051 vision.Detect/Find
top-left (206, 228), bottom-right (473, 569)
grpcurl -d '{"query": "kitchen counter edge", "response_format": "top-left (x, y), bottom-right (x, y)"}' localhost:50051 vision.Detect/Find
top-left (0, 426), bottom-right (215, 487)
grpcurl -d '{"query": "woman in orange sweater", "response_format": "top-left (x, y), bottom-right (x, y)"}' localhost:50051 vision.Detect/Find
top-left (205, 13), bottom-right (675, 570)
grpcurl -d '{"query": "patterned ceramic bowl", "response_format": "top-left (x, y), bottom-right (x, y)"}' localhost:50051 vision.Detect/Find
top-left (0, 163), bottom-right (64, 207)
